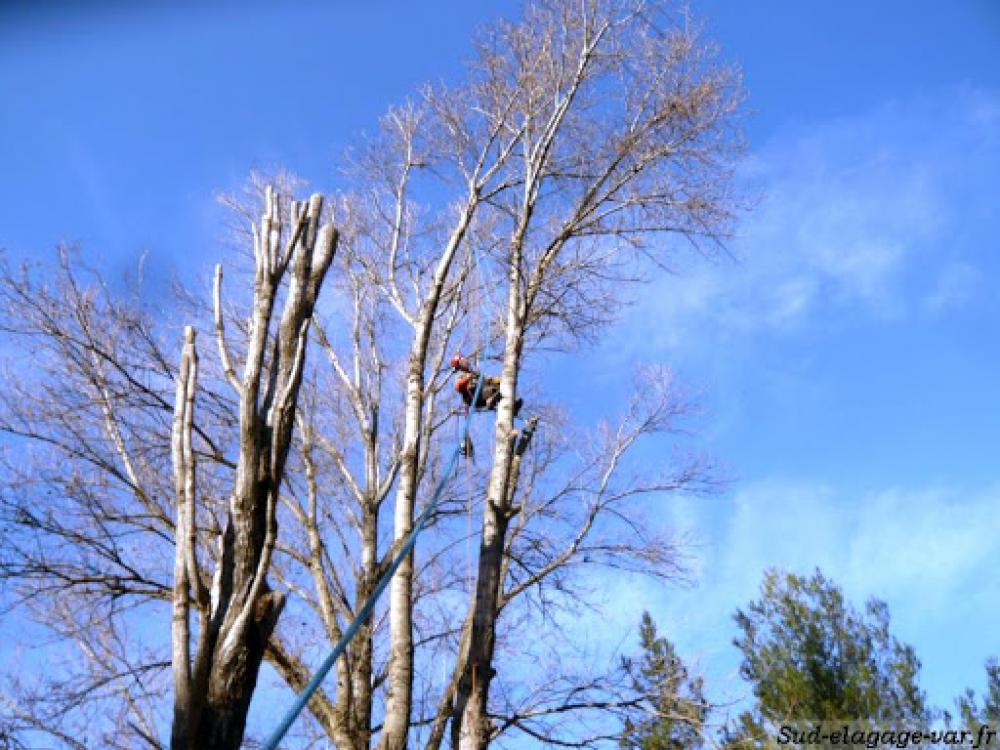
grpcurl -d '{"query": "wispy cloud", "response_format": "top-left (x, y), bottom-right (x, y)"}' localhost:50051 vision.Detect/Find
top-left (709, 481), bottom-right (1000, 614)
top-left (608, 86), bottom-right (998, 359)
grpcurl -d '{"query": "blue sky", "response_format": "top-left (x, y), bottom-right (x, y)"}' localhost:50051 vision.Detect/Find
top-left (2, 0), bottom-right (999, 738)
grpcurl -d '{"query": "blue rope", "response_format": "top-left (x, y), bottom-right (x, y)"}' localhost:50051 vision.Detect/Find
top-left (261, 372), bottom-right (486, 750)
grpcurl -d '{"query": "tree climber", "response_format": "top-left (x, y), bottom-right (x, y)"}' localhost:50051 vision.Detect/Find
top-left (450, 354), bottom-right (523, 417)
top-left (451, 353), bottom-right (525, 460)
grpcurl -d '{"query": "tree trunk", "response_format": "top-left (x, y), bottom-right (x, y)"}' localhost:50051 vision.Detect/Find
top-left (194, 587), bottom-right (285, 749)
top-left (380, 203), bottom-right (474, 750)
top-left (381, 353), bottom-right (424, 749)
top-left (453, 272), bottom-right (526, 750)
top-left (348, 503), bottom-right (378, 749)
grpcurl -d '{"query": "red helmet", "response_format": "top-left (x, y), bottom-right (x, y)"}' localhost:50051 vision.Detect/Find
top-left (450, 353), bottom-right (470, 371)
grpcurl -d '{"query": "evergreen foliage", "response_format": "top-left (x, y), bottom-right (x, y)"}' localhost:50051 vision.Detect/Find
top-left (728, 568), bottom-right (928, 744)
top-left (621, 612), bottom-right (708, 750)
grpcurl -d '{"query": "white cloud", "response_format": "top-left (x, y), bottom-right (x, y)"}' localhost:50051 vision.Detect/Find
top-left (710, 482), bottom-right (1000, 614)
top-left (608, 87), bottom-right (997, 360)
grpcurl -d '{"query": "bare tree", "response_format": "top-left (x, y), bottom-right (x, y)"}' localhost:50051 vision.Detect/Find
top-left (0, 0), bottom-right (741, 748)
top-left (0, 246), bottom-right (194, 748)
top-left (386, 1), bottom-right (742, 746)
top-left (170, 188), bottom-right (337, 748)
top-left (341, 4), bottom-right (741, 747)
top-left (0, 188), bottom-right (338, 750)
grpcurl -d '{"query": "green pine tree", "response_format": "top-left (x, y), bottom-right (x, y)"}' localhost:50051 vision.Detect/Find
top-left (620, 611), bottom-right (708, 750)
top-left (726, 568), bottom-right (928, 747)
top-left (956, 658), bottom-right (1000, 731)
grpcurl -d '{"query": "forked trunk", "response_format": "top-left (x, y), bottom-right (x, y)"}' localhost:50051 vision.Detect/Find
top-left (170, 190), bottom-right (337, 750)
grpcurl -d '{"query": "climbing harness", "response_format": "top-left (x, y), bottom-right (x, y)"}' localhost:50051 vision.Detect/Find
top-left (260, 374), bottom-right (486, 750)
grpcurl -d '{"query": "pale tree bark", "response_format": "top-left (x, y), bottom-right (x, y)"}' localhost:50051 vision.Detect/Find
top-left (381, 203), bottom-right (473, 750)
top-left (171, 325), bottom-right (203, 746)
top-left (169, 188), bottom-right (338, 750)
